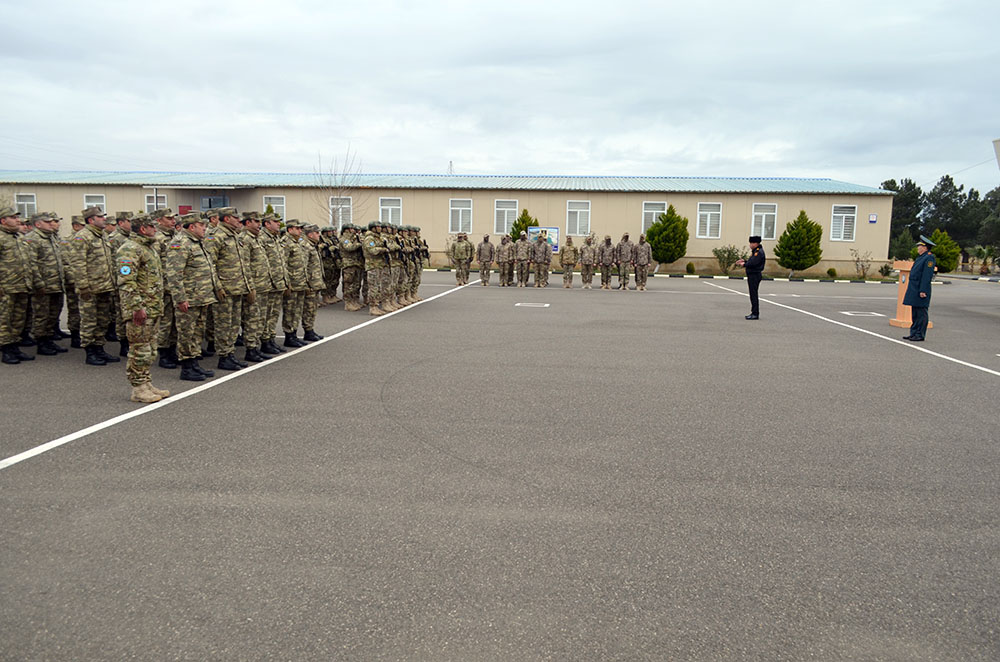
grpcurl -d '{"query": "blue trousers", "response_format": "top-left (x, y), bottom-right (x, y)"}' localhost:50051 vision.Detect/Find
top-left (909, 306), bottom-right (929, 339)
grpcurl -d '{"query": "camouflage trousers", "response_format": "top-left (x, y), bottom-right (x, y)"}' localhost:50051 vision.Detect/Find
top-left (390, 265), bottom-right (403, 298)
top-left (204, 304), bottom-right (215, 343)
top-left (282, 290), bottom-right (305, 334)
top-left (65, 286), bottom-right (80, 332)
top-left (409, 261), bottom-right (421, 294)
top-left (0, 292), bottom-right (31, 345)
top-left (80, 291), bottom-right (114, 347)
top-left (365, 269), bottom-right (381, 306)
top-left (516, 260), bottom-right (530, 285)
top-left (125, 317), bottom-right (158, 386)
top-left (500, 262), bottom-right (514, 286)
top-left (601, 265), bottom-right (615, 287)
top-left (158, 292), bottom-right (177, 349)
top-left (241, 292), bottom-right (264, 349)
top-left (580, 263), bottom-right (595, 285)
top-left (534, 264), bottom-right (549, 286)
top-left (618, 264), bottom-right (631, 288)
top-left (454, 262), bottom-right (470, 285)
top-left (480, 265), bottom-right (492, 285)
top-left (323, 266), bottom-right (340, 299)
top-left (261, 290), bottom-right (283, 342)
top-left (302, 290), bottom-right (320, 332)
top-left (562, 264), bottom-right (576, 287)
top-left (31, 291), bottom-right (64, 338)
top-left (360, 269), bottom-right (368, 303)
top-left (213, 295), bottom-right (244, 357)
top-left (343, 266), bottom-right (362, 304)
top-left (176, 304), bottom-right (210, 361)
top-left (111, 289), bottom-right (125, 338)
top-left (635, 264), bottom-right (649, 288)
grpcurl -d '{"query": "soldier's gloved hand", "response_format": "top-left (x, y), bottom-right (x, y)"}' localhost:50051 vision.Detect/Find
top-left (247, 290), bottom-right (256, 305)
top-left (216, 288), bottom-right (227, 301)
top-left (132, 309), bottom-right (147, 326)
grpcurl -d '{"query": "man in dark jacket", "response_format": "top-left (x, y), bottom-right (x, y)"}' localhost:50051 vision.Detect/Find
top-left (903, 236), bottom-right (936, 342)
top-left (736, 235), bottom-right (765, 319)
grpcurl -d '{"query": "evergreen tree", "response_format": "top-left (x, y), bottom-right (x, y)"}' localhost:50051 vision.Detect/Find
top-left (645, 205), bottom-right (689, 265)
top-left (881, 178), bottom-right (922, 254)
top-left (773, 210), bottom-right (823, 276)
top-left (921, 175), bottom-right (965, 238)
top-left (888, 227), bottom-right (915, 261)
top-left (509, 208), bottom-right (539, 243)
top-left (910, 228), bottom-right (960, 273)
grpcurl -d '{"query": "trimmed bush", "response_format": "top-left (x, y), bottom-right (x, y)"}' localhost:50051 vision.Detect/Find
top-left (827, 268), bottom-right (837, 278)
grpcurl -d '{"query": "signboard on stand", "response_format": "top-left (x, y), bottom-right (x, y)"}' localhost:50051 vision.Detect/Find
top-left (527, 226), bottom-right (560, 253)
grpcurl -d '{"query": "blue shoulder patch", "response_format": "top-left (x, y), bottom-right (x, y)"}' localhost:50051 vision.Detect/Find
top-left (119, 265), bottom-right (132, 276)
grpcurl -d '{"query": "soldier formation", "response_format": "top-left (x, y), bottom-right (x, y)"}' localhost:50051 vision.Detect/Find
top-left (0, 205), bottom-right (429, 402)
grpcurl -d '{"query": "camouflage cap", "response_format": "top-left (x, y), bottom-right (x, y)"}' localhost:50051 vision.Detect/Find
top-left (0, 205), bottom-right (20, 218)
top-left (304, 224), bottom-right (320, 233)
top-left (216, 206), bottom-right (238, 218)
top-left (115, 211), bottom-right (135, 221)
top-left (261, 213), bottom-right (277, 223)
top-left (132, 214), bottom-right (156, 228)
top-left (29, 211), bottom-right (55, 223)
top-left (82, 206), bottom-right (106, 219)
top-left (241, 211), bottom-right (260, 221)
top-left (203, 208), bottom-right (220, 218)
top-left (179, 211), bottom-right (204, 227)
top-left (367, 221), bottom-right (378, 230)
top-left (285, 219), bottom-right (304, 229)
top-left (71, 215), bottom-right (84, 225)
top-left (150, 208), bottom-right (176, 220)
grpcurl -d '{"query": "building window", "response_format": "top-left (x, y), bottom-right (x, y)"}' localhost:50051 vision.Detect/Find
top-left (449, 199), bottom-right (472, 234)
top-left (495, 199), bottom-right (517, 235)
top-left (831, 205), bottom-right (857, 241)
top-left (84, 194), bottom-right (106, 212)
top-left (201, 195), bottom-right (229, 210)
top-left (329, 197), bottom-right (352, 230)
top-left (15, 193), bottom-right (36, 218)
top-left (145, 194), bottom-right (167, 213)
top-left (263, 195), bottom-right (285, 220)
top-left (380, 197), bottom-right (402, 226)
top-left (567, 200), bottom-right (590, 235)
top-left (697, 202), bottom-right (722, 239)
top-left (642, 201), bottom-right (667, 233)
top-left (752, 203), bottom-right (777, 240)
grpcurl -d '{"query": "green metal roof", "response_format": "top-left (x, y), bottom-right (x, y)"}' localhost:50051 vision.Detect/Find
top-left (0, 170), bottom-right (892, 195)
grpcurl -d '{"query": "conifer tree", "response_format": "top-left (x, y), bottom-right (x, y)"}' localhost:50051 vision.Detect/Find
top-left (773, 210), bottom-right (823, 276)
top-left (509, 208), bottom-right (539, 243)
top-left (645, 205), bottom-right (689, 265)
top-left (910, 228), bottom-right (960, 273)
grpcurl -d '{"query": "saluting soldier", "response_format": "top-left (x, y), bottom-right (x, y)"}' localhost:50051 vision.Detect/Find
top-left (736, 235), bottom-right (765, 320)
top-left (530, 232), bottom-right (551, 287)
top-left (514, 231), bottom-right (532, 287)
top-left (558, 236), bottom-right (578, 288)
top-left (476, 234), bottom-right (495, 286)
top-left (0, 206), bottom-right (36, 364)
top-left (302, 224), bottom-right (326, 341)
top-left (210, 207), bottom-right (255, 370)
top-left (23, 212), bottom-right (68, 356)
top-left (68, 206), bottom-right (121, 365)
top-left (633, 234), bottom-right (653, 291)
top-left (116, 214), bottom-right (171, 403)
top-left (281, 219), bottom-right (310, 346)
top-left (903, 235), bottom-right (937, 342)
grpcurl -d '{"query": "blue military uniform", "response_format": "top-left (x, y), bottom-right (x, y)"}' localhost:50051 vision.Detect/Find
top-left (903, 236), bottom-right (936, 341)
top-left (743, 235), bottom-right (765, 319)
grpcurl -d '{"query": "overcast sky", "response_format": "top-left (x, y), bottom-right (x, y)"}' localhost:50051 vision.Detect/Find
top-left (2, 0), bottom-right (998, 194)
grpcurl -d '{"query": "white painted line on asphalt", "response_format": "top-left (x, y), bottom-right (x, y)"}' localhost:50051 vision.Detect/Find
top-left (0, 283), bottom-right (473, 472)
top-left (841, 311), bottom-right (885, 317)
top-left (707, 282), bottom-right (1000, 378)
top-left (515, 303), bottom-right (550, 308)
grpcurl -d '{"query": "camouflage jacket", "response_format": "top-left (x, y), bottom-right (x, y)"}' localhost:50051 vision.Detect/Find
top-left (211, 223), bottom-right (253, 296)
top-left (242, 230), bottom-right (274, 293)
top-left (24, 227), bottom-right (65, 293)
top-left (578, 242), bottom-right (597, 265)
top-left (476, 241), bottom-right (495, 265)
top-left (68, 224), bottom-right (115, 294)
top-left (530, 240), bottom-right (551, 265)
top-left (616, 240), bottom-right (635, 264)
top-left (321, 236), bottom-right (341, 269)
top-left (0, 225), bottom-right (35, 294)
top-left (634, 242), bottom-right (653, 266)
top-left (258, 228), bottom-right (289, 292)
top-left (154, 227), bottom-right (176, 262)
top-left (362, 230), bottom-right (388, 270)
top-left (597, 242), bottom-right (617, 265)
top-left (340, 232), bottom-right (365, 269)
top-left (283, 235), bottom-right (310, 291)
top-left (116, 234), bottom-right (163, 319)
top-left (495, 241), bottom-right (514, 263)
top-left (448, 238), bottom-right (474, 263)
top-left (108, 228), bottom-right (132, 255)
top-left (164, 229), bottom-right (220, 307)
top-left (514, 238), bottom-right (532, 261)
top-left (558, 244), bottom-right (579, 267)
top-left (305, 237), bottom-right (326, 291)
top-left (385, 235), bottom-right (405, 268)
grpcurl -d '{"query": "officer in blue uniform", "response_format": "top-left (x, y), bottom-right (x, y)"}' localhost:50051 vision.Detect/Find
top-left (736, 235), bottom-right (765, 319)
top-left (903, 235), bottom-right (936, 341)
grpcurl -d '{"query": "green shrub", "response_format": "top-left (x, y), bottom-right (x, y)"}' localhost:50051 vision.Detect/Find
top-left (645, 205), bottom-right (689, 265)
top-left (774, 210), bottom-right (823, 276)
top-left (711, 245), bottom-right (746, 275)
top-left (827, 268), bottom-right (837, 278)
top-left (909, 228), bottom-right (960, 273)
top-left (685, 262), bottom-right (696, 274)
top-left (509, 209), bottom-right (539, 243)
top-left (879, 263), bottom-right (893, 278)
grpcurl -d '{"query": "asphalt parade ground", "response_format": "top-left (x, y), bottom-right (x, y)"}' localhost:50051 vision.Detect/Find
top-left (2, 272), bottom-right (999, 660)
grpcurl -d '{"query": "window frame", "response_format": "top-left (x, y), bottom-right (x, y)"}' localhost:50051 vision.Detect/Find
top-left (494, 199), bottom-right (518, 235)
top-left (751, 202), bottom-right (777, 241)
top-left (379, 197), bottom-right (402, 226)
top-left (15, 193), bottom-right (36, 218)
top-left (262, 195), bottom-right (286, 220)
top-left (449, 198), bottom-right (473, 234)
top-left (696, 201), bottom-right (722, 239)
top-left (566, 200), bottom-right (591, 236)
top-left (145, 194), bottom-right (168, 213)
top-left (642, 201), bottom-right (667, 234)
top-left (830, 204), bottom-right (857, 242)
top-left (329, 196), bottom-right (352, 230)
top-left (83, 194), bottom-right (106, 213)
top-left (201, 195), bottom-right (229, 210)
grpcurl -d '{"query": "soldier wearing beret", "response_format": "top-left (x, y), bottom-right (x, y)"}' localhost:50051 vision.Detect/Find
top-left (1, 206), bottom-right (37, 364)
top-left (903, 235), bottom-right (937, 342)
top-left (67, 206), bottom-right (121, 365)
top-left (736, 235), bottom-right (766, 319)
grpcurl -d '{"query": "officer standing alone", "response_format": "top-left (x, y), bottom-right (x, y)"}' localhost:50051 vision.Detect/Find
top-left (903, 235), bottom-right (936, 342)
top-left (736, 235), bottom-right (765, 320)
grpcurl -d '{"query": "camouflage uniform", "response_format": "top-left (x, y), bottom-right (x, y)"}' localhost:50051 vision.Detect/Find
top-left (362, 225), bottom-right (389, 315)
top-left (558, 238), bottom-right (579, 288)
top-left (210, 214), bottom-right (254, 364)
top-left (67, 212), bottom-right (118, 359)
top-left (258, 221), bottom-right (289, 351)
top-left (64, 217), bottom-right (85, 341)
top-left (164, 224), bottom-right (220, 362)
top-left (578, 237), bottom-right (597, 289)
top-left (153, 213), bottom-right (179, 356)
top-left (634, 237), bottom-right (653, 291)
top-left (384, 228), bottom-right (405, 309)
top-left (615, 235), bottom-right (635, 290)
top-left (597, 237), bottom-right (617, 290)
top-left (23, 215), bottom-right (66, 348)
top-left (339, 224), bottom-right (365, 311)
top-left (514, 235), bottom-right (532, 287)
top-left (476, 236), bottom-right (495, 286)
top-left (530, 237), bottom-right (551, 287)
top-left (302, 227), bottom-right (326, 337)
top-left (0, 208), bottom-right (36, 361)
top-left (496, 237), bottom-right (514, 286)
top-left (108, 214), bottom-right (133, 341)
top-left (409, 228), bottom-right (428, 302)
top-left (240, 221), bottom-right (272, 359)
top-left (116, 227), bottom-right (167, 399)
top-left (449, 233), bottom-right (474, 285)
top-left (320, 228), bottom-right (341, 304)
top-left (281, 221), bottom-right (310, 342)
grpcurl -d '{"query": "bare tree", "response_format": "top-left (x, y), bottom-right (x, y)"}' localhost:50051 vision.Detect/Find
top-left (311, 145), bottom-right (374, 231)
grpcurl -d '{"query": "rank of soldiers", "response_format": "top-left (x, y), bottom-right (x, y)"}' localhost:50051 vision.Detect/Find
top-left (1, 205), bottom-right (429, 404)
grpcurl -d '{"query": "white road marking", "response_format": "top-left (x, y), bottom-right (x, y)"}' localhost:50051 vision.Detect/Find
top-left (515, 303), bottom-right (550, 307)
top-left (706, 282), bottom-right (1000, 378)
top-left (0, 283), bottom-right (473, 472)
top-left (841, 311), bottom-right (886, 317)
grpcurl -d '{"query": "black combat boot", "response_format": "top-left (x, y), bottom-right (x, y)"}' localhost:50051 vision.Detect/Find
top-left (191, 359), bottom-right (214, 377)
top-left (70, 331), bottom-right (82, 348)
top-left (53, 328), bottom-right (70, 340)
top-left (261, 339), bottom-right (284, 354)
top-left (19, 330), bottom-right (35, 347)
top-left (97, 346), bottom-right (121, 363)
top-left (119, 339), bottom-right (129, 357)
top-left (232, 353), bottom-right (249, 368)
top-left (235, 334), bottom-right (244, 347)
top-left (104, 324), bottom-right (119, 342)
top-left (2, 344), bottom-right (21, 364)
top-left (283, 332), bottom-right (305, 348)
top-left (158, 347), bottom-right (178, 369)
top-left (180, 358), bottom-right (206, 381)
top-left (244, 347), bottom-right (265, 363)
top-left (85, 345), bottom-right (107, 366)
top-left (36, 337), bottom-right (60, 356)
top-left (217, 353), bottom-right (243, 371)
top-left (202, 341), bottom-right (215, 358)
top-left (303, 329), bottom-right (323, 342)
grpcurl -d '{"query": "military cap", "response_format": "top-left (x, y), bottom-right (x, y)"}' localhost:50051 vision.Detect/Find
top-left (216, 206), bottom-right (238, 218)
top-left (150, 208), bottom-right (176, 220)
top-left (367, 221), bottom-right (378, 230)
top-left (285, 219), bottom-right (304, 229)
top-left (340, 223), bottom-right (352, 231)
top-left (71, 215), bottom-right (84, 225)
top-left (176, 211), bottom-right (202, 226)
top-left (916, 234), bottom-right (936, 247)
top-left (29, 211), bottom-right (55, 223)
top-left (115, 211), bottom-right (135, 221)
top-left (0, 205), bottom-right (20, 218)
top-left (132, 214), bottom-right (156, 228)
top-left (82, 206), bottom-right (106, 219)
top-left (241, 211), bottom-right (260, 221)
top-left (413, 226), bottom-right (421, 232)
top-left (203, 208), bottom-right (220, 218)
top-left (303, 223), bottom-right (320, 233)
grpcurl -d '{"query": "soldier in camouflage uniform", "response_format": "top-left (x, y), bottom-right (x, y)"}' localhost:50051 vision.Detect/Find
top-left (634, 234), bottom-right (653, 291)
top-left (68, 206), bottom-right (121, 366)
top-left (202, 208), bottom-right (220, 354)
top-left (411, 226), bottom-right (428, 302)
top-left (153, 209), bottom-right (180, 368)
top-left (164, 212), bottom-right (219, 381)
top-left (320, 226), bottom-right (341, 305)
top-left (476, 234), bottom-right (495, 286)
top-left (23, 212), bottom-right (68, 356)
top-left (338, 223), bottom-right (365, 311)
top-left (302, 224), bottom-right (326, 341)
top-left (108, 211), bottom-right (134, 355)
top-left (558, 236), bottom-right (578, 288)
top-left (384, 224), bottom-right (406, 310)
top-left (597, 235), bottom-right (617, 290)
top-left (402, 226), bottom-right (421, 303)
top-left (210, 207), bottom-right (255, 370)
top-left (64, 215), bottom-right (85, 346)
top-left (281, 219), bottom-right (310, 346)
top-left (578, 235), bottom-right (597, 289)
top-left (239, 212), bottom-right (273, 362)
top-left (530, 233), bottom-right (551, 287)
top-left (1, 206), bottom-right (36, 364)
top-left (116, 214), bottom-right (171, 403)
top-left (362, 221), bottom-right (389, 316)
top-left (496, 235), bottom-right (514, 286)
top-left (514, 231), bottom-right (532, 287)
top-left (615, 232), bottom-right (635, 290)
top-left (448, 231), bottom-right (474, 286)
top-left (258, 213), bottom-right (288, 354)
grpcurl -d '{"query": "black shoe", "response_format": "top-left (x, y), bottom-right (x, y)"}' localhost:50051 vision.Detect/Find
top-left (902, 335), bottom-right (914, 340)
top-left (745, 314), bottom-right (759, 320)
top-left (191, 359), bottom-right (215, 377)
top-left (97, 346), bottom-right (120, 363)
top-left (180, 359), bottom-right (206, 381)
top-left (19, 333), bottom-right (36, 347)
top-left (105, 330), bottom-right (119, 343)
top-left (235, 334), bottom-right (244, 347)
top-left (36, 338), bottom-right (60, 356)
top-left (119, 339), bottom-right (129, 357)
top-left (70, 331), bottom-right (82, 348)
top-left (53, 328), bottom-right (70, 340)
top-left (283, 332), bottom-right (306, 348)
top-left (2, 344), bottom-right (21, 364)
top-left (217, 354), bottom-right (243, 371)
top-left (157, 348), bottom-right (178, 369)
top-left (232, 353), bottom-right (249, 368)
top-left (909, 336), bottom-right (925, 342)
top-left (303, 330), bottom-right (323, 342)
top-left (85, 345), bottom-right (107, 366)
top-left (244, 348), bottom-right (265, 363)
top-left (260, 340), bottom-right (282, 355)
top-left (202, 341), bottom-right (215, 358)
